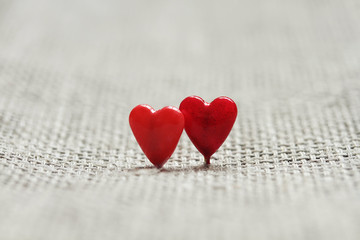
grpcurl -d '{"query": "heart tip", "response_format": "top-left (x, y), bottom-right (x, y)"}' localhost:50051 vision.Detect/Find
top-left (154, 164), bottom-right (164, 169)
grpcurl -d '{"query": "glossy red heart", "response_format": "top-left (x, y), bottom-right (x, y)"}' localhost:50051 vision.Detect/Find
top-left (129, 105), bottom-right (184, 168)
top-left (179, 96), bottom-right (237, 164)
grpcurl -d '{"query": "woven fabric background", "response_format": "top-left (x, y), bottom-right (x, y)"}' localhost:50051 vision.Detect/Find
top-left (0, 0), bottom-right (360, 239)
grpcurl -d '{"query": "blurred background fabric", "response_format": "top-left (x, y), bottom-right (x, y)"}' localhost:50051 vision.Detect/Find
top-left (0, 0), bottom-right (360, 239)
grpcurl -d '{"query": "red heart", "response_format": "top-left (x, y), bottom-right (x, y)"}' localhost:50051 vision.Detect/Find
top-left (129, 105), bottom-right (184, 168)
top-left (179, 96), bottom-right (237, 164)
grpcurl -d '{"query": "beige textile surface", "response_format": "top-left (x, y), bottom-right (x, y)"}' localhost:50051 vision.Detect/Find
top-left (0, 0), bottom-right (360, 239)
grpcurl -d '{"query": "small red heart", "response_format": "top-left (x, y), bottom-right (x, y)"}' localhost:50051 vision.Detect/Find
top-left (129, 105), bottom-right (184, 168)
top-left (179, 96), bottom-right (237, 164)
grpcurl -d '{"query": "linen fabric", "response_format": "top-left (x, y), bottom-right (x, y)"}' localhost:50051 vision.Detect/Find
top-left (0, 0), bottom-right (359, 239)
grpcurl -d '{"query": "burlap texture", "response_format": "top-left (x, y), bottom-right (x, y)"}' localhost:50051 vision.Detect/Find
top-left (0, 0), bottom-right (359, 239)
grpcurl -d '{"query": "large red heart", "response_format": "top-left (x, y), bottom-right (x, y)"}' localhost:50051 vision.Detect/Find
top-left (129, 105), bottom-right (184, 168)
top-left (179, 96), bottom-right (237, 164)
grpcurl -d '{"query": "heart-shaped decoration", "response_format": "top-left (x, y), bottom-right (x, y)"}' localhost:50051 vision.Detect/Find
top-left (129, 105), bottom-right (184, 168)
top-left (179, 96), bottom-right (237, 164)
